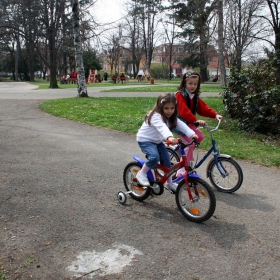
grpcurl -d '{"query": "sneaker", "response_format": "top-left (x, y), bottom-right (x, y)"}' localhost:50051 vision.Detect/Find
top-left (166, 182), bottom-right (178, 192)
top-left (136, 173), bottom-right (150, 186)
top-left (176, 167), bottom-right (186, 178)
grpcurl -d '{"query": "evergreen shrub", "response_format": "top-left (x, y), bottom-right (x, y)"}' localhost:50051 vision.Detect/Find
top-left (222, 61), bottom-right (280, 136)
top-left (150, 63), bottom-right (169, 79)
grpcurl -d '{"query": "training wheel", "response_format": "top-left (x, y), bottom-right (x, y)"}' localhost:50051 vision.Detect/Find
top-left (117, 191), bottom-right (127, 204)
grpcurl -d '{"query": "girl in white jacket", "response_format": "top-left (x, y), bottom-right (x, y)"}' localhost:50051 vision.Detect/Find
top-left (136, 93), bottom-right (198, 192)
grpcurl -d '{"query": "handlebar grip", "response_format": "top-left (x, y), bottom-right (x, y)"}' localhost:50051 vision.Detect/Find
top-left (166, 139), bottom-right (179, 146)
top-left (193, 121), bottom-right (199, 127)
top-left (191, 138), bottom-right (197, 145)
top-left (166, 139), bottom-right (173, 146)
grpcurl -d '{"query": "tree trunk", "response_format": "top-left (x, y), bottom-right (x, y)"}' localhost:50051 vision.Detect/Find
top-left (200, 35), bottom-right (208, 82)
top-left (217, 0), bottom-right (227, 87)
top-left (48, 29), bottom-right (59, 88)
top-left (27, 42), bottom-right (35, 82)
top-left (275, 28), bottom-right (280, 84)
top-left (266, 0), bottom-right (280, 84)
top-left (14, 36), bottom-right (19, 81)
top-left (72, 0), bottom-right (88, 97)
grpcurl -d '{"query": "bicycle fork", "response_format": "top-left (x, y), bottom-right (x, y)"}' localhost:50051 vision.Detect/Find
top-left (183, 173), bottom-right (201, 203)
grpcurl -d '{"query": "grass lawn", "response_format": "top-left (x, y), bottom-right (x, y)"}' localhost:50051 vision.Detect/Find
top-left (39, 97), bottom-right (280, 168)
top-left (31, 79), bottom-right (223, 93)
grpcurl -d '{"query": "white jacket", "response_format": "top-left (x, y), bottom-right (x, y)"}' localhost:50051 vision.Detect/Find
top-left (136, 112), bottom-right (195, 144)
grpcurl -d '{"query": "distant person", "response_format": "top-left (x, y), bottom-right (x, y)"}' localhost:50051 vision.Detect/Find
top-left (60, 75), bottom-right (67, 84)
top-left (65, 73), bottom-right (70, 83)
top-left (104, 72), bottom-right (108, 81)
top-left (146, 72), bottom-right (150, 81)
top-left (213, 75), bottom-right (218, 82)
top-left (137, 69), bottom-right (144, 82)
top-left (120, 73), bottom-right (125, 84)
top-left (112, 72), bottom-right (118, 84)
top-left (69, 70), bottom-right (77, 83)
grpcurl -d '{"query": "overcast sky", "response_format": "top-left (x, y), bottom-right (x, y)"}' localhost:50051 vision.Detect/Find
top-left (94, 0), bottom-right (124, 24)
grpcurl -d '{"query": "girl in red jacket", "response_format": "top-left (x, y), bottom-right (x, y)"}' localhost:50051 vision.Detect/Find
top-left (175, 71), bottom-right (222, 175)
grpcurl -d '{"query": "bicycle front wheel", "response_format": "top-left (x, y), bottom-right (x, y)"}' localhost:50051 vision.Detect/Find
top-left (123, 161), bottom-right (150, 201)
top-left (207, 157), bottom-right (243, 193)
top-left (175, 178), bottom-right (216, 223)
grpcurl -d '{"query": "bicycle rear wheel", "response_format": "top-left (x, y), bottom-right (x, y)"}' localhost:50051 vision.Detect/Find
top-left (175, 178), bottom-right (216, 223)
top-left (166, 146), bottom-right (180, 163)
top-left (123, 161), bottom-right (150, 201)
top-left (207, 157), bottom-right (243, 193)
top-left (166, 146), bottom-right (180, 179)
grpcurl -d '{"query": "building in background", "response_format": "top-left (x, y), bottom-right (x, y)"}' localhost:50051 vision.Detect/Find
top-left (99, 43), bottom-right (230, 80)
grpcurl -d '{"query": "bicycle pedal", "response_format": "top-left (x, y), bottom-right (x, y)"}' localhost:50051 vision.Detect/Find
top-left (136, 183), bottom-right (148, 189)
top-left (164, 186), bottom-right (175, 194)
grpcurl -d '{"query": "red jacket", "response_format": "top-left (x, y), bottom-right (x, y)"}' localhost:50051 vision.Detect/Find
top-left (176, 90), bottom-right (217, 124)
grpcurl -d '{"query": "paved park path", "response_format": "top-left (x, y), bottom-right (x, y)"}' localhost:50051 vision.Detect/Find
top-left (0, 82), bottom-right (279, 280)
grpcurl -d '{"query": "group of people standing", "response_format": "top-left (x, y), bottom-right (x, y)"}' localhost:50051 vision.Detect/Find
top-left (135, 70), bottom-right (223, 192)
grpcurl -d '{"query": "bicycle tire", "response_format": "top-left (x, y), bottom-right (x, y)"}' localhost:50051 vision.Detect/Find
top-left (207, 157), bottom-right (243, 193)
top-left (123, 161), bottom-right (150, 201)
top-left (175, 177), bottom-right (216, 223)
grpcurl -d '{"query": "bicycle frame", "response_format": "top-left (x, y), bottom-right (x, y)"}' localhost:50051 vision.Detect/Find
top-left (194, 132), bottom-right (218, 169)
top-left (170, 120), bottom-right (231, 178)
top-left (133, 140), bottom-right (201, 195)
top-left (196, 120), bottom-right (232, 177)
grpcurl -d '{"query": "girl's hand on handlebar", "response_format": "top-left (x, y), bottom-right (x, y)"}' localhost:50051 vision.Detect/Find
top-left (216, 114), bottom-right (223, 120)
top-left (191, 134), bottom-right (199, 141)
top-left (166, 137), bottom-right (178, 145)
top-left (196, 120), bottom-right (206, 126)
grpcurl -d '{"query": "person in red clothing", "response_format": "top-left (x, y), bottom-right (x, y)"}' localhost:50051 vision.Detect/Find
top-left (73, 71), bottom-right (77, 79)
top-left (175, 71), bottom-right (222, 173)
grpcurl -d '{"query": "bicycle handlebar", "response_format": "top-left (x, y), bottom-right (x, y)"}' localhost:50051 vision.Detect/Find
top-left (208, 119), bottom-right (221, 133)
top-left (166, 138), bottom-right (197, 148)
top-left (201, 119), bottom-right (221, 133)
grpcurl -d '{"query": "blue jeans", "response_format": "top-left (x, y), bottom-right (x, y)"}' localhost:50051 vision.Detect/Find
top-left (138, 141), bottom-right (171, 169)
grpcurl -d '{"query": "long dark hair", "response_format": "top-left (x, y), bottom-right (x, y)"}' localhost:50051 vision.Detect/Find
top-left (178, 71), bottom-right (201, 96)
top-left (145, 93), bottom-right (178, 130)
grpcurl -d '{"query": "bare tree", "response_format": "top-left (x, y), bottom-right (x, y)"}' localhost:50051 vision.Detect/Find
top-left (217, 0), bottom-right (227, 86)
top-left (123, 2), bottom-right (145, 78)
top-left (72, 0), bottom-right (88, 97)
top-left (264, 0), bottom-right (280, 83)
top-left (0, 0), bottom-right (39, 81)
top-left (132, 0), bottom-right (162, 75)
top-left (225, 0), bottom-right (266, 71)
top-left (21, 0), bottom-right (40, 82)
top-left (161, 0), bottom-right (182, 80)
top-left (103, 29), bottom-right (123, 75)
top-left (36, 0), bottom-right (66, 88)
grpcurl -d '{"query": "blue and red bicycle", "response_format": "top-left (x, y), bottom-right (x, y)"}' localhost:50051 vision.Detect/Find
top-left (118, 139), bottom-right (216, 223)
top-left (167, 120), bottom-right (243, 193)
